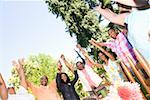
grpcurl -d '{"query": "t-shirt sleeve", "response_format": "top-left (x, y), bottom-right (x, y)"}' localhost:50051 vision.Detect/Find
top-left (124, 13), bottom-right (129, 24)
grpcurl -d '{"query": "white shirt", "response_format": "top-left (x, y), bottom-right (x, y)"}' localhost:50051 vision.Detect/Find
top-left (103, 59), bottom-right (124, 84)
top-left (125, 9), bottom-right (150, 64)
top-left (77, 65), bottom-right (102, 91)
top-left (8, 86), bottom-right (35, 100)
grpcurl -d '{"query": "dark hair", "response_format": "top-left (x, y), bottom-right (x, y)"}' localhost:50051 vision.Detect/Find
top-left (98, 51), bottom-right (109, 61)
top-left (40, 75), bottom-right (48, 81)
top-left (8, 87), bottom-right (15, 90)
top-left (60, 73), bottom-right (70, 83)
top-left (76, 61), bottom-right (83, 67)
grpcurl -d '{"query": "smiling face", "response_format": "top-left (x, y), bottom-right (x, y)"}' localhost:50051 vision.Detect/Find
top-left (40, 76), bottom-right (48, 86)
top-left (76, 61), bottom-right (84, 70)
top-left (108, 29), bottom-right (118, 39)
top-left (61, 73), bottom-right (67, 83)
top-left (98, 52), bottom-right (107, 61)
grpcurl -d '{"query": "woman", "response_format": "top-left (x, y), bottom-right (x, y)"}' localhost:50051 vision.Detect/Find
top-left (56, 61), bottom-right (80, 100)
top-left (89, 39), bottom-right (127, 84)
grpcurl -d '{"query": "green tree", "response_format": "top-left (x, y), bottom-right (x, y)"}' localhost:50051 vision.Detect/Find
top-left (9, 53), bottom-right (57, 88)
top-left (45, 0), bottom-right (113, 47)
top-left (9, 53), bottom-right (88, 98)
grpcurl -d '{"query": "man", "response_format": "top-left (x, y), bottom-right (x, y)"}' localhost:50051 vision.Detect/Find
top-left (60, 54), bottom-right (103, 99)
top-left (15, 58), bottom-right (61, 100)
top-left (60, 44), bottom-right (106, 98)
top-left (90, 29), bottom-right (137, 69)
top-left (95, 0), bottom-right (150, 64)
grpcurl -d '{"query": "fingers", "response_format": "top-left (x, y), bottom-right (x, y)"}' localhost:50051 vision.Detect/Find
top-left (57, 60), bottom-right (61, 66)
top-left (76, 44), bottom-right (81, 48)
top-left (12, 60), bottom-right (20, 73)
top-left (76, 44), bottom-right (83, 52)
top-left (88, 40), bottom-right (92, 43)
top-left (18, 58), bottom-right (25, 66)
top-left (12, 60), bottom-right (19, 69)
top-left (94, 5), bottom-right (102, 11)
top-left (60, 54), bottom-right (64, 58)
top-left (12, 58), bottom-right (25, 73)
top-left (60, 54), bottom-right (65, 60)
top-left (12, 60), bottom-right (18, 67)
top-left (89, 38), bottom-right (98, 46)
top-left (91, 38), bottom-right (97, 43)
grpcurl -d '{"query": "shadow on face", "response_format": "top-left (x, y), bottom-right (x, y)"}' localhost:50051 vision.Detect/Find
top-left (40, 76), bottom-right (48, 86)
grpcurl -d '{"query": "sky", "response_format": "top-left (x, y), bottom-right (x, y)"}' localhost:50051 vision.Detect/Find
top-left (0, 0), bottom-right (78, 83)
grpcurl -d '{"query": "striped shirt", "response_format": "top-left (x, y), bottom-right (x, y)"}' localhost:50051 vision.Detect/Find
top-left (104, 32), bottom-right (137, 68)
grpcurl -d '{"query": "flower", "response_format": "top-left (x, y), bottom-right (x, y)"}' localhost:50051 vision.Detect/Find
top-left (118, 86), bottom-right (132, 100)
top-left (103, 82), bottom-right (143, 100)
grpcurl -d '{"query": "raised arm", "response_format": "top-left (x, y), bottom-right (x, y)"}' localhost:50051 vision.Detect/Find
top-left (71, 71), bottom-right (79, 85)
top-left (89, 39), bottom-right (107, 47)
top-left (56, 61), bottom-right (62, 89)
top-left (112, 0), bottom-right (149, 7)
top-left (0, 73), bottom-right (8, 100)
top-left (95, 6), bottom-right (129, 26)
top-left (89, 39), bottom-right (115, 61)
top-left (12, 59), bottom-right (27, 89)
top-left (26, 81), bottom-right (36, 93)
top-left (60, 54), bottom-right (74, 73)
top-left (12, 59), bottom-right (37, 93)
top-left (76, 44), bottom-right (102, 68)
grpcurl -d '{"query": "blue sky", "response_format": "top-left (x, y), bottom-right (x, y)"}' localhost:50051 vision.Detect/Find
top-left (0, 0), bottom-right (77, 83)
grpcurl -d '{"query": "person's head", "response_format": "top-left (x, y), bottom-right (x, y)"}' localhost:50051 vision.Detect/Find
top-left (40, 75), bottom-right (48, 86)
top-left (8, 87), bottom-right (16, 94)
top-left (60, 73), bottom-right (70, 83)
top-left (76, 61), bottom-right (85, 70)
top-left (98, 52), bottom-right (108, 62)
top-left (108, 28), bottom-right (118, 39)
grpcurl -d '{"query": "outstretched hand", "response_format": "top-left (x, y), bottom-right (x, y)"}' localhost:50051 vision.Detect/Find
top-left (91, 38), bottom-right (97, 43)
top-left (76, 44), bottom-right (83, 52)
top-left (12, 60), bottom-right (20, 73)
top-left (18, 58), bottom-right (25, 66)
top-left (12, 58), bottom-right (27, 89)
top-left (12, 58), bottom-right (25, 74)
top-left (57, 60), bottom-right (62, 72)
top-left (76, 44), bottom-right (81, 49)
top-left (94, 4), bottom-right (102, 12)
top-left (60, 54), bottom-right (65, 61)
